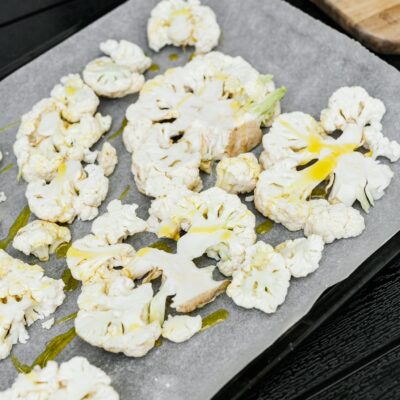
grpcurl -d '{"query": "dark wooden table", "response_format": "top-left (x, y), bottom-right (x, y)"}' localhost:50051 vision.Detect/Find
top-left (1, 1), bottom-right (400, 399)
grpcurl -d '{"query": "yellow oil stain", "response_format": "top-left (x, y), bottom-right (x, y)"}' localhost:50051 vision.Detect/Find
top-left (201, 309), bottom-right (229, 331)
top-left (61, 268), bottom-right (79, 292)
top-left (0, 206), bottom-right (31, 250)
top-left (149, 63), bottom-right (160, 72)
top-left (148, 241), bottom-right (173, 253)
top-left (136, 247), bottom-right (151, 257)
top-left (108, 118), bottom-right (128, 141)
top-left (0, 163), bottom-right (15, 175)
top-left (118, 185), bottom-right (131, 201)
top-left (168, 53), bottom-right (179, 62)
top-left (55, 242), bottom-right (71, 259)
top-left (159, 224), bottom-right (180, 240)
top-left (55, 311), bottom-right (78, 325)
top-left (256, 219), bottom-right (274, 235)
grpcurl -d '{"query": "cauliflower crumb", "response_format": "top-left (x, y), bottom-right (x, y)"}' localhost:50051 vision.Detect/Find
top-left (41, 317), bottom-right (55, 330)
top-left (97, 142), bottom-right (118, 176)
top-left (245, 195), bottom-right (254, 202)
top-left (0, 192), bottom-right (6, 203)
top-left (162, 315), bottom-right (202, 343)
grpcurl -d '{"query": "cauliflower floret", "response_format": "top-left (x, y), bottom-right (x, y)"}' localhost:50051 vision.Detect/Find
top-left (0, 250), bottom-right (65, 360)
top-left (97, 142), bottom-right (118, 176)
top-left (26, 160), bottom-right (109, 223)
top-left (216, 153), bottom-right (261, 194)
top-left (304, 199), bottom-right (365, 244)
top-left (275, 234), bottom-right (324, 278)
top-left (14, 98), bottom-right (111, 183)
top-left (363, 127), bottom-right (400, 162)
top-left (91, 199), bottom-right (147, 244)
top-left (123, 52), bottom-right (285, 196)
top-left (162, 315), bottom-right (202, 343)
top-left (0, 192), bottom-right (6, 203)
top-left (150, 187), bottom-right (257, 276)
top-left (147, 0), bottom-right (221, 54)
top-left (12, 220), bottom-right (71, 261)
top-left (75, 277), bottom-right (161, 357)
top-left (0, 357), bottom-right (119, 399)
top-left (41, 317), bottom-right (55, 330)
top-left (226, 242), bottom-right (290, 313)
top-left (67, 234), bottom-right (136, 285)
top-left (50, 73), bottom-right (99, 123)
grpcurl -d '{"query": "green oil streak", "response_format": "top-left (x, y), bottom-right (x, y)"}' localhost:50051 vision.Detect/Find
top-left (149, 63), bottom-right (160, 72)
top-left (148, 241), bottom-right (173, 253)
top-left (61, 268), bottom-right (79, 292)
top-left (0, 163), bottom-right (14, 175)
top-left (55, 242), bottom-right (71, 259)
top-left (0, 120), bottom-right (19, 133)
top-left (56, 312), bottom-right (78, 325)
top-left (11, 328), bottom-right (76, 373)
top-left (108, 118), bottom-right (128, 141)
top-left (168, 53), bottom-right (179, 61)
top-left (201, 309), bottom-right (229, 331)
top-left (0, 205), bottom-right (30, 249)
top-left (256, 219), bottom-right (274, 235)
top-left (118, 185), bottom-right (131, 201)
top-left (155, 337), bottom-right (163, 347)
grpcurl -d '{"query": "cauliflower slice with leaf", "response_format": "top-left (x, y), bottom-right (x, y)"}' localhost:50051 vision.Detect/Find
top-left (123, 52), bottom-right (285, 196)
top-left (226, 242), bottom-right (290, 313)
top-left (75, 277), bottom-right (161, 357)
top-left (0, 357), bottom-right (119, 399)
top-left (147, 0), bottom-right (221, 54)
top-left (162, 315), bottom-right (202, 343)
top-left (98, 142), bottom-right (118, 176)
top-left (216, 153), bottom-right (261, 194)
top-left (12, 220), bottom-right (71, 261)
top-left (0, 250), bottom-right (65, 360)
top-left (276, 234), bottom-right (324, 278)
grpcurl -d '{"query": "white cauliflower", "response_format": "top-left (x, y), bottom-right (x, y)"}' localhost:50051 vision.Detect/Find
top-left (14, 98), bottom-right (111, 183)
top-left (216, 153), bottom-right (261, 194)
top-left (91, 199), bottom-right (147, 244)
top-left (0, 357), bottom-right (119, 399)
top-left (97, 142), bottom-right (118, 176)
top-left (0, 192), bottom-right (6, 203)
top-left (123, 52), bottom-right (285, 197)
top-left (41, 317), bottom-right (55, 330)
top-left (226, 242), bottom-right (290, 313)
top-left (12, 220), bottom-right (71, 261)
top-left (162, 315), bottom-right (202, 343)
top-left (276, 234), bottom-right (324, 278)
top-left (67, 234), bottom-right (136, 285)
top-left (75, 277), bottom-right (161, 357)
top-left (50, 73), bottom-right (99, 123)
top-left (83, 40), bottom-right (151, 98)
top-left (0, 250), bottom-right (65, 360)
top-left (26, 160), bottom-right (109, 223)
top-left (147, 0), bottom-right (221, 54)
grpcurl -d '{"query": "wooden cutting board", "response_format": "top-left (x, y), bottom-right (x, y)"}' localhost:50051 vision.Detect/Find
top-left (311, 0), bottom-right (400, 54)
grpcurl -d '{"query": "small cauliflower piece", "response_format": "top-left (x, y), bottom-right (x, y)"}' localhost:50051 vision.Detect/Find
top-left (0, 192), bottom-right (6, 203)
top-left (0, 357), bottom-right (119, 399)
top-left (226, 242), bottom-right (290, 313)
top-left (162, 315), bottom-right (202, 343)
top-left (0, 250), bottom-right (65, 360)
top-left (41, 317), bottom-right (55, 330)
top-left (12, 220), bottom-right (71, 261)
top-left (97, 142), bottom-right (118, 176)
top-left (216, 153), bottom-right (261, 194)
top-left (147, 0), bottom-right (221, 54)
top-left (75, 277), bottom-right (161, 357)
top-left (91, 199), bottom-right (147, 244)
top-left (276, 234), bottom-right (324, 278)
top-left (50, 73), bottom-right (99, 123)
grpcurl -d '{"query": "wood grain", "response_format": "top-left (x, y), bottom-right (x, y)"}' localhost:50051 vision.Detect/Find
top-left (312, 0), bottom-right (400, 54)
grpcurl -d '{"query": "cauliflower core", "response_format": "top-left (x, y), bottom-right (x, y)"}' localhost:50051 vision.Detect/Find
top-left (123, 51), bottom-right (285, 197)
top-left (147, 0), bottom-right (221, 53)
top-left (216, 153), bottom-right (261, 194)
top-left (83, 40), bottom-right (152, 98)
top-left (162, 315), bottom-right (202, 343)
top-left (0, 357), bottom-right (119, 399)
top-left (12, 220), bottom-right (71, 261)
top-left (0, 250), bottom-right (65, 360)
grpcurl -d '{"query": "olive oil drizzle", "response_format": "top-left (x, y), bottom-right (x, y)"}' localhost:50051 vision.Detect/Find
top-left (149, 63), bottom-right (160, 72)
top-left (168, 53), bottom-right (179, 61)
top-left (0, 163), bottom-right (14, 175)
top-left (56, 311), bottom-right (78, 325)
top-left (55, 242), bottom-right (71, 259)
top-left (0, 119), bottom-right (19, 133)
top-left (201, 309), bottom-right (229, 331)
top-left (118, 185), bottom-right (131, 201)
top-left (108, 118), bottom-right (128, 141)
top-left (0, 206), bottom-right (30, 249)
top-left (255, 219), bottom-right (274, 235)
top-left (61, 268), bottom-right (79, 292)
top-left (148, 241), bottom-right (173, 253)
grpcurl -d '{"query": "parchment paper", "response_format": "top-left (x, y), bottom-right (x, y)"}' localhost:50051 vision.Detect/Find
top-left (1, 1), bottom-right (400, 399)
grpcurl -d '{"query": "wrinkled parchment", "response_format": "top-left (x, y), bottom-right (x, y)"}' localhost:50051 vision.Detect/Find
top-left (1, 1), bottom-right (400, 399)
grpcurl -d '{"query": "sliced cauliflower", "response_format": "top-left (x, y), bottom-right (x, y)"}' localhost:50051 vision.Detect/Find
top-left (226, 242), bottom-right (290, 313)
top-left (50, 73), bottom-right (99, 123)
top-left (75, 277), bottom-right (161, 357)
top-left (14, 98), bottom-right (111, 183)
top-left (276, 234), bottom-right (324, 278)
top-left (26, 160), bottom-right (109, 223)
top-left (12, 220), bottom-right (71, 261)
top-left (161, 315), bottom-right (202, 343)
top-left (147, 0), bottom-right (221, 54)
top-left (216, 153), bottom-right (261, 194)
top-left (67, 234), bottom-right (136, 285)
top-left (149, 187), bottom-right (257, 276)
top-left (123, 51), bottom-right (285, 197)
top-left (97, 142), bottom-right (118, 176)
top-left (0, 250), bottom-right (65, 360)
top-left (0, 357), bottom-right (119, 399)
top-left (91, 199), bottom-right (147, 244)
